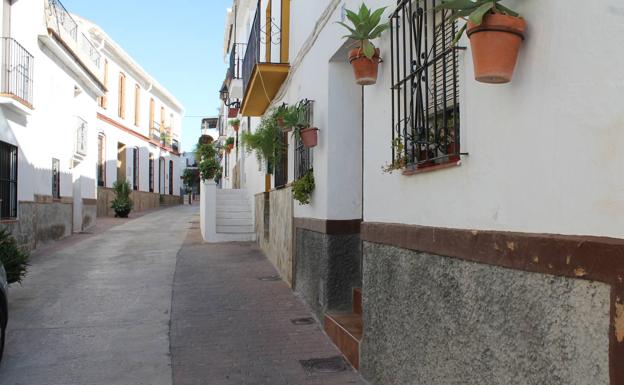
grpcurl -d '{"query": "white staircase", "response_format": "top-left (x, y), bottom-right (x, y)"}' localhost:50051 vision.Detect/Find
top-left (215, 189), bottom-right (255, 242)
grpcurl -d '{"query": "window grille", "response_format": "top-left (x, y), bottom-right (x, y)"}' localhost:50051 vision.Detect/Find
top-left (0, 141), bottom-right (17, 218)
top-left (149, 154), bottom-right (154, 193)
top-left (168, 160), bottom-right (174, 195)
top-left (390, 0), bottom-right (461, 170)
top-left (133, 148), bottom-right (139, 190)
top-left (97, 134), bottom-right (105, 187)
top-left (294, 100), bottom-right (314, 180)
top-left (274, 131), bottom-right (288, 188)
top-left (75, 118), bottom-right (88, 156)
top-left (52, 158), bottom-right (60, 199)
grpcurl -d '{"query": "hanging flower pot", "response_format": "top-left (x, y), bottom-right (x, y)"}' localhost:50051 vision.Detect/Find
top-left (300, 127), bottom-right (318, 148)
top-left (467, 14), bottom-right (526, 84)
top-left (228, 107), bottom-right (239, 118)
top-left (348, 48), bottom-right (381, 86)
top-left (227, 143), bottom-right (234, 151)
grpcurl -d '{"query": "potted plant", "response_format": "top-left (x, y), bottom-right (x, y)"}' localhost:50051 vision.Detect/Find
top-left (229, 118), bottom-right (241, 132)
top-left (274, 105), bottom-right (289, 131)
top-left (338, 4), bottom-right (389, 86)
top-left (437, 0), bottom-right (525, 84)
top-left (288, 101), bottom-right (318, 148)
top-left (195, 142), bottom-right (221, 181)
top-left (292, 170), bottom-right (315, 205)
top-left (225, 137), bottom-right (235, 151)
top-left (0, 229), bottom-right (29, 285)
top-left (241, 114), bottom-right (285, 174)
top-left (111, 180), bottom-right (133, 218)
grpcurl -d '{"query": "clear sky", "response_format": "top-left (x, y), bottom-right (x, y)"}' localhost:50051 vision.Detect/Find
top-left (62, 0), bottom-right (231, 152)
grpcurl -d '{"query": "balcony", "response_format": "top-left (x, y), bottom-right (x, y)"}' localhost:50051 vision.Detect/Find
top-left (151, 121), bottom-right (161, 142)
top-left (226, 43), bottom-right (247, 100)
top-left (241, 0), bottom-right (290, 117)
top-left (41, 0), bottom-right (104, 94)
top-left (0, 37), bottom-right (34, 113)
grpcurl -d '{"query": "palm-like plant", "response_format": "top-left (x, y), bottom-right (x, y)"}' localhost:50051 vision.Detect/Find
top-left (435, 0), bottom-right (520, 44)
top-left (338, 4), bottom-right (389, 59)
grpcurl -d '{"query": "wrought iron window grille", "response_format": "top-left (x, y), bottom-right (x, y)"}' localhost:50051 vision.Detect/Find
top-left (1, 38), bottom-right (34, 106)
top-left (390, 0), bottom-right (465, 171)
top-left (0, 141), bottom-right (18, 218)
top-left (294, 99), bottom-right (314, 180)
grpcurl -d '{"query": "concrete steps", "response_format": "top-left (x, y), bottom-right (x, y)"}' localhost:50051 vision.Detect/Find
top-left (324, 288), bottom-right (363, 369)
top-left (215, 189), bottom-right (255, 242)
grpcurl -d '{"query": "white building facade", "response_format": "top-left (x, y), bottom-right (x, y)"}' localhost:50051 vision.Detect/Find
top-left (218, 1), bottom-right (624, 384)
top-left (0, 0), bottom-right (184, 250)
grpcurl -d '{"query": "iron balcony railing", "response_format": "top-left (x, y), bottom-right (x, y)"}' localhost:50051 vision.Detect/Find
top-left (47, 0), bottom-right (101, 69)
top-left (390, 0), bottom-right (461, 169)
top-left (242, 0), bottom-right (261, 98)
top-left (1, 38), bottom-right (34, 106)
top-left (228, 43), bottom-right (247, 80)
top-left (151, 121), bottom-right (161, 142)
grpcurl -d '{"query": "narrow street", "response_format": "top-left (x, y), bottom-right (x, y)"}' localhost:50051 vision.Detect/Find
top-left (0, 207), bottom-right (364, 385)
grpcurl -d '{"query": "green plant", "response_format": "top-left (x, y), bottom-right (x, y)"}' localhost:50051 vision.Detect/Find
top-left (160, 130), bottom-right (171, 145)
top-left (229, 118), bottom-right (241, 127)
top-left (195, 143), bottom-right (220, 181)
top-left (0, 228), bottom-right (29, 285)
top-left (241, 114), bottom-right (284, 173)
top-left (111, 180), bottom-right (133, 218)
top-left (292, 170), bottom-right (315, 205)
top-left (225, 137), bottom-right (235, 147)
top-left (435, 0), bottom-right (520, 45)
top-left (382, 138), bottom-right (408, 173)
top-left (338, 3), bottom-right (389, 59)
top-left (278, 102), bottom-right (311, 141)
top-left (182, 168), bottom-right (200, 191)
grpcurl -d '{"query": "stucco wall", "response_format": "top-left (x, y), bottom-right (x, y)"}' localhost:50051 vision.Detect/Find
top-left (255, 188), bottom-right (293, 286)
top-left (294, 228), bottom-right (361, 320)
top-left (360, 242), bottom-right (611, 385)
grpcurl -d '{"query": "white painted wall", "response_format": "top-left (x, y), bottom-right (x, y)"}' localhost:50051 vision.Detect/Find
top-left (225, 0), bottom-right (624, 239)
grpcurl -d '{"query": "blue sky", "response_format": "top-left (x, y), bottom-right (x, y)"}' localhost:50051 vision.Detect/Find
top-left (63, 0), bottom-right (231, 152)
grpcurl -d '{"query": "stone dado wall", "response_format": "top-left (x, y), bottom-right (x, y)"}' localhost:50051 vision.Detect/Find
top-left (1, 197), bottom-right (95, 251)
top-left (360, 242), bottom-right (611, 385)
top-left (97, 187), bottom-right (181, 217)
top-left (255, 188), bottom-right (293, 286)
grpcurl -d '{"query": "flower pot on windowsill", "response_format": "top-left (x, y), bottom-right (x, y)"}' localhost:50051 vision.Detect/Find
top-left (348, 48), bottom-right (381, 86)
top-left (467, 14), bottom-right (526, 84)
top-left (300, 127), bottom-right (318, 148)
top-left (447, 142), bottom-right (460, 162)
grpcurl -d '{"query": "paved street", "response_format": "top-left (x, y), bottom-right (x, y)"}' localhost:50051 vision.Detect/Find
top-left (0, 207), bottom-right (365, 385)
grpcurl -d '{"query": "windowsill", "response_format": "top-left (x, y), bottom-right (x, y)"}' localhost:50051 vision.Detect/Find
top-left (402, 158), bottom-right (462, 176)
top-left (0, 219), bottom-right (18, 224)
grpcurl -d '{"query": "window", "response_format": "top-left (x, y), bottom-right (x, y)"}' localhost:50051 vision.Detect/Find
top-left (168, 160), bottom-right (174, 195)
top-left (97, 134), bottom-right (106, 187)
top-left (149, 153), bottom-right (154, 193)
top-left (52, 158), bottom-right (60, 199)
top-left (274, 131), bottom-right (288, 188)
top-left (224, 153), bottom-right (229, 178)
top-left (160, 107), bottom-right (165, 127)
top-left (75, 118), bottom-right (88, 156)
top-left (118, 72), bottom-right (126, 119)
top-left (149, 98), bottom-right (155, 131)
top-left (159, 157), bottom-right (165, 194)
top-left (389, 1), bottom-right (460, 170)
top-left (294, 100), bottom-right (313, 180)
top-left (0, 141), bottom-right (18, 219)
top-left (133, 147), bottom-right (139, 190)
top-left (99, 59), bottom-right (109, 109)
top-left (134, 84), bottom-right (141, 127)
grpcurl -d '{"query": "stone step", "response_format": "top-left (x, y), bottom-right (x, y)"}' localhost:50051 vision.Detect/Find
top-left (213, 232), bottom-right (255, 242)
top-left (216, 225), bottom-right (254, 234)
top-left (216, 218), bottom-right (253, 227)
top-left (324, 312), bottom-right (362, 370)
top-left (216, 211), bottom-right (253, 220)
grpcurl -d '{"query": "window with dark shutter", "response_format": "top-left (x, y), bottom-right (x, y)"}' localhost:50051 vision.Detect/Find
top-left (0, 141), bottom-right (18, 219)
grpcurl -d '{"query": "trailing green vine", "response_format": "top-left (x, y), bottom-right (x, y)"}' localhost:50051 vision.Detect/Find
top-left (292, 170), bottom-right (315, 205)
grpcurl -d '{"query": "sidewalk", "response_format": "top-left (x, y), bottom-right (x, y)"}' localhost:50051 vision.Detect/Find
top-left (170, 220), bottom-right (367, 385)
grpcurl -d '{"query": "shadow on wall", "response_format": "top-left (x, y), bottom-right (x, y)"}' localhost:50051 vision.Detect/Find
top-left (0, 106), bottom-right (98, 251)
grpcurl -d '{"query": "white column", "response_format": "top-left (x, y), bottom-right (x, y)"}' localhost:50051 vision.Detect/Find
top-left (200, 180), bottom-right (217, 242)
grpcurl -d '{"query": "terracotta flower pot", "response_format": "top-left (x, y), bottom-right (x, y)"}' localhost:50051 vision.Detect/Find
top-left (467, 14), bottom-right (526, 84)
top-left (300, 127), bottom-right (318, 148)
top-left (348, 48), bottom-right (381, 86)
top-left (228, 107), bottom-right (239, 118)
top-left (227, 143), bottom-right (234, 151)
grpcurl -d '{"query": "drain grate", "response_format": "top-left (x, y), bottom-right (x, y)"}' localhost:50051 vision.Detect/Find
top-left (300, 356), bottom-right (348, 374)
top-left (290, 317), bottom-right (315, 325)
top-left (258, 275), bottom-right (281, 281)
